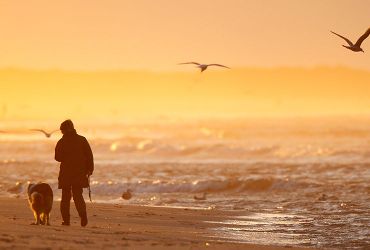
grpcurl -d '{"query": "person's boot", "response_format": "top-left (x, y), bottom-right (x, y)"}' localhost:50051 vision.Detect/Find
top-left (81, 213), bottom-right (88, 227)
top-left (61, 213), bottom-right (70, 226)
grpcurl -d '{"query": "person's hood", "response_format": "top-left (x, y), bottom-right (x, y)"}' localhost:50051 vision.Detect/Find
top-left (62, 129), bottom-right (77, 137)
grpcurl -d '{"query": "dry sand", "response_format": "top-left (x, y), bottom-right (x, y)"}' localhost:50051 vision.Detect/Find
top-left (0, 197), bottom-right (313, 249)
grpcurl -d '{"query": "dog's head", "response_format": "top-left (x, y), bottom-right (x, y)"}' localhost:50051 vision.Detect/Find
top-left (27, 183), bottom-right (35, 196)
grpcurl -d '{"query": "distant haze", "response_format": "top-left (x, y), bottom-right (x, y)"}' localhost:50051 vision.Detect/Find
top-left (0, 67), bottom-right (369, 120)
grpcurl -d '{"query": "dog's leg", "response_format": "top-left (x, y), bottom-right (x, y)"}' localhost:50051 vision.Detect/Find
top-left (36, 212), bottom-right (41, 225)
top-left (31, 211), bottom-right (40, 225)
top-left (45, 213), bottom-right (50, 226)
top-left (40, 213), bottom-right (45, 225)
top-left (42, 213), bottom-right (49, 226)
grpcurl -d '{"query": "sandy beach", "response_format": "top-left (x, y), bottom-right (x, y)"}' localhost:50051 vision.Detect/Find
top-left (1, 1), bottom-right (369, 249)
top-left (0, 197), bottom-right (314, 250)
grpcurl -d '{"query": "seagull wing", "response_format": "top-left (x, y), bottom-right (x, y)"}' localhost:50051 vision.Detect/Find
top-left (178, 62), bottom-right (201, 66)
top-left (30, 129), bottom-right (48, 136)
top-left (355, 28), bottom-right (370, 47)
top-left (208, 64), bottom-right (230, 69)
top-left (330, 31), bottom-right (353, 46)
top-left (49, 129), bottom-right (60, 135)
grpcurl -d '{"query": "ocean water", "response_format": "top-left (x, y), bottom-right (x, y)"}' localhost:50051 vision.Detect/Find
top-left (0, 117), bottom-right (369, 249)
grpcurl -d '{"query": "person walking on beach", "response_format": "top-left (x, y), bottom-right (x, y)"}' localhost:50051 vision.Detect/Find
top-left (55, 120), bottom-right (94, 227)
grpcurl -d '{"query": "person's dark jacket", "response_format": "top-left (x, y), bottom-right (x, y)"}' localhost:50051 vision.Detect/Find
top-left (55, 129), bottom-right (94, 189)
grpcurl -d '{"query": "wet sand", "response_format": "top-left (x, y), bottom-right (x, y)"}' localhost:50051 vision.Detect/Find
top-left (0, 197), bottom-right (314, 250)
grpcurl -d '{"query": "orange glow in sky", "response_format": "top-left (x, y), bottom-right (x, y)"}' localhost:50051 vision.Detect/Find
top-left (0, 1), bottom-right (369, 121)
top-left (0, 0), bottom-right (369, 70)
top-left (1, 67), bottom-right (370, 120)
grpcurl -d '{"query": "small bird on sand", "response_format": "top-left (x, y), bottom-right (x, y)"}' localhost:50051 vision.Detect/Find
top-left (121, 189), bottom-right (132, 200)
top-left (331, 28), bottom-right (370, 52)
top-left (7, 182), bottom-right (23, 194)
top-left (179, 62), bottom-right (230, 72)
top-left (30, 129), bottom-right (59, 138)
top-left (194, 192), bottom-right (207, 201)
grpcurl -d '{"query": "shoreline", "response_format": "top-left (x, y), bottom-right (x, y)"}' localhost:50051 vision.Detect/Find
top-left (0, 197), bottom-right (314, 249)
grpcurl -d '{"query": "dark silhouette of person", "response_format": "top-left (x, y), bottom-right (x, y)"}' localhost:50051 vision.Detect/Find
top-left (55, 120), bottom-right (94, 227)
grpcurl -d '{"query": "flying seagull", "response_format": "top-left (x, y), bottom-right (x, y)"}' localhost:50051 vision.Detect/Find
top-left (179, 62), bottom-right (230, 72)
top-left (30, 129), bottom-right (59, 138)
top-left (331, 28), bottom-right (370, 52)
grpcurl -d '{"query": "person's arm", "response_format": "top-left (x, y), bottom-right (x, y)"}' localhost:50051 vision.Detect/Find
top-left (55, 140), bottom-right (63, 162)
top-left (84, 138), bottom-right (94, 176)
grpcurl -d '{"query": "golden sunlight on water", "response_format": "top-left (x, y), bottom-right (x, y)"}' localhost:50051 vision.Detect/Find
top-left (110, 142), bottom-right (119, 152)
top-left (1, 111), bottom-right (370, 249)
top-left (0, 1), bottom-right (369, 249)
top-left (137, 140), bottom-right (152, 150)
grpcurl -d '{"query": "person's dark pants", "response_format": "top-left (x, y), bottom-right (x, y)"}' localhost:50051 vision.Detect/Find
top-left (60, 186), bottom-right (87, 223)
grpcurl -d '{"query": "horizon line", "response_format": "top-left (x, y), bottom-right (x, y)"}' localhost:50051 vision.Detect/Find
top-left (0, 65), bottom-right (369, 73)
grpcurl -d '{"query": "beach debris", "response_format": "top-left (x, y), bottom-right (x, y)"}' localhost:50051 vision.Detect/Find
top-left (121, 189), bottom-right (132, 200)
top-left (318, 194), bottom-right (328, 201)
top-left (194, 192), bottom-right (207, 201)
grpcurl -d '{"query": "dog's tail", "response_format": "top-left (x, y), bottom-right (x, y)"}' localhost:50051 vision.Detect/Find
top-left (30, 192), bottom-right (44, 212)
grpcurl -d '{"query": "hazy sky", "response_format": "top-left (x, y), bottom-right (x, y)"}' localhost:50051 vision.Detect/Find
top-left (1, 67), bottom-right (370, 120)
top-left (0, 0), bottom-right (369, 71)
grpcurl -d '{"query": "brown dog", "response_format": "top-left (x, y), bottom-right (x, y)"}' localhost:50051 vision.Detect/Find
top-left (27, 183), bottom-right (53, 225)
